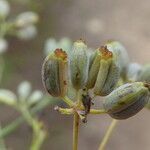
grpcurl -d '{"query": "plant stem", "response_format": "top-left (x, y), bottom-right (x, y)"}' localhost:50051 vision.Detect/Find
top-left (98, 119), bottom-right (118, 150)
top-left (0, 117), bottom-right (23, 138)
top-left (56, 107), bottom-right (106, 115)
top-left (0, 96), bottom-right (52, 138)
top-left (77, 90), bottom-right (82, 107)
top-left (20, 106), bottom-right (46, 150)
top-left (55, 107), bottom-right (74, 114)
top-left (73, 112), bottom-right (79, 150)
top-left (0, 56), bottom-right (4, 84)
top-left (62, 96), bottom-right (74, 107)
top-left (72, 90), bottom-right (81, 150)
top-left (89, 109), bottom-right (106, 114)
top-left (0, 124), bottom-right (6, 150)
top-left (30, 127), bottom-right (46, 150)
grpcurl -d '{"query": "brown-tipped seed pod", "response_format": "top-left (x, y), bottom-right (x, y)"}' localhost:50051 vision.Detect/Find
top-left (137, 64), bottom-right (150, 83)
top-left (70, 40), bottom-right (89, 90)
top-left (105, 41), bottom-right (129, 78)
top-left (42, 49), bottom-right (68, 97)
top-left (103, 82), bottom-right (150, 120)
top-left (93, 46), bottom-right (120, 96)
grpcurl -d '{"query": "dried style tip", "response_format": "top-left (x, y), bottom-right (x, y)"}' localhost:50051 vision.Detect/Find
top-left (54, 48), bottom-right (67, 60)
top-left (100, 46), bottom-right (113, 60)
top-left (103, 82), bottom-right (149, 120)
top-left (42, 49), bottom-right (68, 97)
top-left (70, 40), bottom-right (89, 90)
top-left (93, 46), bottom-right (120, 96)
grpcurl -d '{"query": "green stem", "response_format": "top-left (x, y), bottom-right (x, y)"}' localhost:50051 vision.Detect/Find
top-left (73, 112), bottom-right (79, 150)
top-left (0, 124), bottom-right (7, 150)
top-left (62, 96), bottom-right (74, 107)
top-left (0, 97), bottom-right (52, 138)
top-left (89, 109), bottom-right (106, 114)
top-left (0, 56), bottom-right (4, 84)
top-left (72, 90), bottom-right (81, 150)
top-left (55, 107), bottom-right (74, 115)
top-left (98, 119), bottom-right (118, 150)
top-left (77, 90), bottom-right (82, 107)
top-left (20, 106), bottom-right (46, 150)
top-left (30, 127), bottom-right (46, 150)
top-left (56, 107), bottom-right (106, 115)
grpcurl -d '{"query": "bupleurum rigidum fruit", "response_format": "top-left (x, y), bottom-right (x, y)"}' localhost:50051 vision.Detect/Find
top-left (137, 64), bottom-right (150, 83)
top-left (93, 46), bottom-right (120, 96)
top-left (103, 82), bottom-right (150, 120)
top-left (86, 48), bottom-right (103, 89)
top-left (127, 63), bottom-right (142, 82)
top-left (105, 40), bottom-right (129, 78)
top-left (42, 49), bottom-right (68, 97)
top-left (70, 40), bottom-right (89, 90)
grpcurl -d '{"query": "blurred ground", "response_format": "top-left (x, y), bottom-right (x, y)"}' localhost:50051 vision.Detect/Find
top-left (1, 0), bottom-right (150, 150)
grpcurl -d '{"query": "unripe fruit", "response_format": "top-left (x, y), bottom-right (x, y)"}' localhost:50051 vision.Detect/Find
top-left (105, 40), bottom-right (129, 77)
top-left (137, 64), bottom-right (150, 83)
top-left (103, 82), bottom-right (149, 120)
top-left (127, 63), bottom-right (142, 82)
top-left (70, 40), bottom-right (89, 90)
top-left (93, 46), bottom-right (120, 96)
top-left (86, 48), bottom-right (101, 89)
top-left (42, 49), bottom-right (68, 97)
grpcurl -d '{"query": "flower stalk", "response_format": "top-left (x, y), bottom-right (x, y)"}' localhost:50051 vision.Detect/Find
top-left (73, 112), bottom-right (79, 150)
top-left (98, 119), bottom-right (118, 150)
top-left (20, 105), bottom-right (46, 150)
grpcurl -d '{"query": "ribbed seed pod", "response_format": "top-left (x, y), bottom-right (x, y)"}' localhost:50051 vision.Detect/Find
top-left (70, 40), bottom-right (89, 90)
top-left (93, 46), bottom-right (120, 96)
top-left (137, 64), bottom-right (150, 83)
top-left (86, 49), bottom-right (101, 89)
top-left (103, 82), bottom-right (150, 120)
top-left (105, 40), bottom-right (129, 78)
top-left (42, 49), bottom-right (68, 97)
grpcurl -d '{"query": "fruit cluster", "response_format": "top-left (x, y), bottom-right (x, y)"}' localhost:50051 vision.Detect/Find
top-left (42, 39), bottom-right (150, 120)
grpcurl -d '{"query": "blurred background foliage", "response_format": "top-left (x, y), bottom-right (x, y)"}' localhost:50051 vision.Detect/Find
top-left (0, 0), bottom-right (150, 150)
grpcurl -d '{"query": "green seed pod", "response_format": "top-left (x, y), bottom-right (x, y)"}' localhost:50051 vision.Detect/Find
top-left (93, 46), bottom-right (120, 96)
top-left (103, 82), bottom-right (150, 120)
top-left (86, 48), bottom-right (101, 89)
top-left (42, 49), bottom-right (68, 97)
top-left (105, 40), bottom-right (129, 77)
top-left (70, 40), bottom-right (89, 90)
top-left (137, 64), bottom-right (150, 83)
top-left (127, 63), bottom-right (142, 82)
